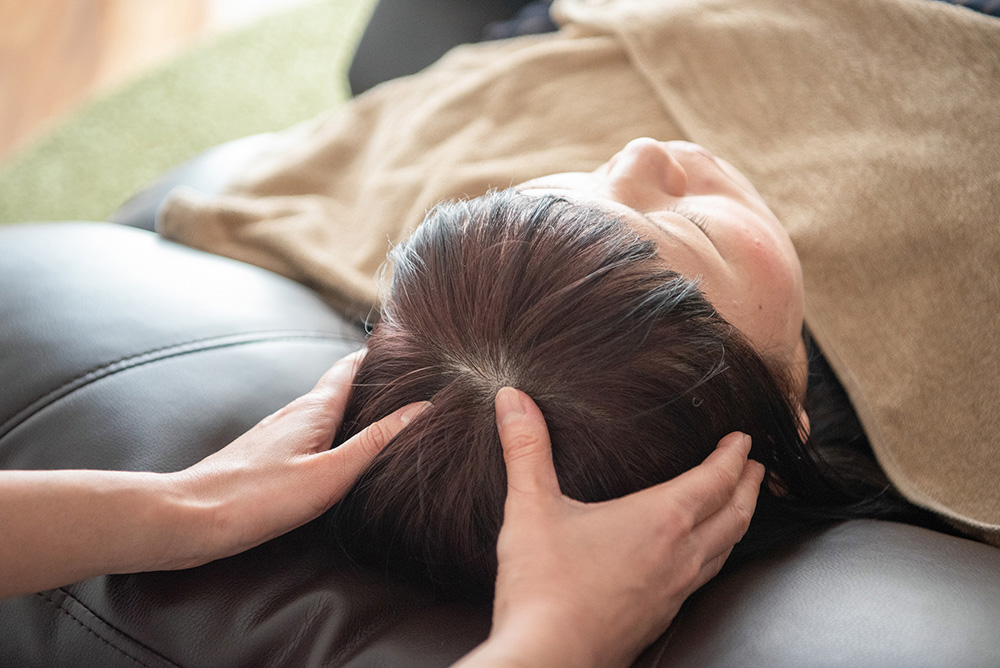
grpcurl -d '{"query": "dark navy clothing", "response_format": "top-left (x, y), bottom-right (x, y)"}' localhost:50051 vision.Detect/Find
top-left (484, 0), bottom-right (997, 41)
top-left (482, 1), bottom-right (557, 40)
top-left (936, 0), bottom-right (1000, 15)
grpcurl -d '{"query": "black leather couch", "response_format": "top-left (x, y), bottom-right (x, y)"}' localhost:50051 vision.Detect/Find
top-left (2, 1), bottom-right (1000, 665)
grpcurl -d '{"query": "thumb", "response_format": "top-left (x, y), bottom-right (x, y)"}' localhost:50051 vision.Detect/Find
top-left (495, 387), bottom-right (561, 499)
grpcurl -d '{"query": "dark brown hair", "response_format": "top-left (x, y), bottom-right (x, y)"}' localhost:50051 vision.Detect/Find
top-left (327, 189), bottom-right (907, 601)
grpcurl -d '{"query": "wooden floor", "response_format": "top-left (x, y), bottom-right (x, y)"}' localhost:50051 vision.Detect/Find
top-left (0, 0), bottom-right (308, 161)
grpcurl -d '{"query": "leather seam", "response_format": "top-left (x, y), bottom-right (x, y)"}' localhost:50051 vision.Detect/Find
top-left (0, 331), bottom-right (360, 442)
top-left (36, 589), bottom-right (184, 668)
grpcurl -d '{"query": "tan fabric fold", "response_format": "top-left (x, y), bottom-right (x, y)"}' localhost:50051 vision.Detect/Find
top-left (160, 32), bottom-right (682, 315)
top-left (159, 0), bottom-right (1000, 538)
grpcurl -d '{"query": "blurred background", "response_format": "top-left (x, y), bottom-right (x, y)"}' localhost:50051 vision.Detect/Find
top-left (0, 0), bottom-right (317, 160)
top-left (0, 0), bottom-right (375, 224)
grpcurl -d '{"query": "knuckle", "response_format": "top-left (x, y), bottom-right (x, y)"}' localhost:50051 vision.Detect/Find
top-left (731, 499), bottom-right (755, 528)
top-left (682, 557), bottom-right (704, 585)
top-left (359, 420), bottom-right (392, 454)
top-left (501, 430), bottom-right (540, 464)
top-left (712, 460), bottom-right (741, 491)
top-left (359, 411), bottom-right (409, 456)
top-left (728, 501), bottom-right (755, 538)
top-left (665, 547), bottom-right (702, 592)
top-left (700, 554), bottom-right (726, 584)
top-left (661, 498), bottom-right (695, 534)
top-left (298, 393), bottom-right (327, 411)
top-left (311, 379), bottom-right (350, 408)
top-left (653, 504), bottom-right (690, 545)
top-left (310, 384), bottom-right (341, 403)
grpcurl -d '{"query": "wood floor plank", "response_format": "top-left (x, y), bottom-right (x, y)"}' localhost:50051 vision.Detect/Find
top-left (0, 0), bottom-right (207, 160)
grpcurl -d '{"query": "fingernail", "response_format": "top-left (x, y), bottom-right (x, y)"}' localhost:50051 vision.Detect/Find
top-left (496, 387), bottom-right (527, 427)
top-left (750, 459), bottom-right (766, 482)
top-left (398, 401), bottom-right (431, 424)
top-left (735, 432), bottom-right (752, 456)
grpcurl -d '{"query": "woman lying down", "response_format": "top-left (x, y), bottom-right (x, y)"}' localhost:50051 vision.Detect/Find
top-left (328, 139), bottom-right (946, 600)
top-left (156, 0), bottom-right (1000, 648)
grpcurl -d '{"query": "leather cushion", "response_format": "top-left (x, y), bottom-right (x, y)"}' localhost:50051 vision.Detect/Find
top-left (1, 222), bottom-right (999, 667)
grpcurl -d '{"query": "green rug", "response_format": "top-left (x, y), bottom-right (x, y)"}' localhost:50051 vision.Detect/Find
top-left (0, 0), bottom-right (376, 225)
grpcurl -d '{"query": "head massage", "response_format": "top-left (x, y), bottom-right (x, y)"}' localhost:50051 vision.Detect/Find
top-left (2, 0), bottom-right (998, 665)
top-left (156, 0), bottom-right (999, 619)
top-left (326, 141), bottom-right (923, 599)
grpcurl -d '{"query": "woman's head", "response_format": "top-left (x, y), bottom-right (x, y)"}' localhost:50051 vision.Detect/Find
top-left (328, 185), bottom-right (833, 601)
top-left (517, 138), bottom-right (809, 400)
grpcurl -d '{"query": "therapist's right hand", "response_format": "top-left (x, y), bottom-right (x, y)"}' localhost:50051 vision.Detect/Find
top-left (454, 386), bottom-right (764, 668)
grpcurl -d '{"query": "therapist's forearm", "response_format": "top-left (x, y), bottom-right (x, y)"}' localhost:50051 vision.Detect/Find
top-left (0, 469), bottom-right (198, 599)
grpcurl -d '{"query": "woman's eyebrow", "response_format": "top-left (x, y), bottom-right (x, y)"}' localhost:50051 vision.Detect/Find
top-left (521, 186), bottom-right (680, 240)
top-left (638, 211), bottom-right (665, 231)
top-left (633, 209), bottom-right (681, 241)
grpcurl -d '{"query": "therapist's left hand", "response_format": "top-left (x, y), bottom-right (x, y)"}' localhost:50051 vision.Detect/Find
top-left (163, 349), bottom-right (429, 569)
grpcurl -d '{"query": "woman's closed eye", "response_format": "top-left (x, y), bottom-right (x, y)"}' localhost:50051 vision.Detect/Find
top-left (669, 205), bottom-right (712, 234)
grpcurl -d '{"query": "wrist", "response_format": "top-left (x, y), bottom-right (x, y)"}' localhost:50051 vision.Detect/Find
top-left (478, 604), bottom-right (599, 668)
top-left (151, 468), bottom-right (225, 571)
top-left (103, 471), bottom-right (188, 573)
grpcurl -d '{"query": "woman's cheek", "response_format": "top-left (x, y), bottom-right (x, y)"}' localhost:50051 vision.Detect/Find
top-left (738, 239), bottom-right (803, 340)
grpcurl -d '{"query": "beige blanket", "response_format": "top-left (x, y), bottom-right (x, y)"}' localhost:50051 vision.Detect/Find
top-left (160, 0), bottom-right (1000, 539)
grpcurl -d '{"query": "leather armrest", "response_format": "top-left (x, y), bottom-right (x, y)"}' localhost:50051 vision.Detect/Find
top-left (108, 133), bottom-right (279, 232)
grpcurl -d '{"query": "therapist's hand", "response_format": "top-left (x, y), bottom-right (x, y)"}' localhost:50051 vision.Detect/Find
top-left (454, 387), bottom-right (764, 668)
top-left (164, 349), bottom-right (429, 570)
top-left (0, 349), bottom-right (430, 600)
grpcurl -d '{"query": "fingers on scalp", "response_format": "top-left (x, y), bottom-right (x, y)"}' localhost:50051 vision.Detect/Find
top-left (320, 348), bottom-right (367, 385)
top-left (680, 460), bottom-right (761, 596)
top-left (363, 418), bottom-right (396, 455)
top-left (669, 433), bottom-right (751, 525)
top-left (353, 401), bottom-right (428, 457)
top-left (340, 416), bottom-right (395, 471)
top-left (692, 460), bottom-right (765, 563)
top-left (313, 348), bottom-right (367, 409)
top-left (495, 388), bottom-right (559, 497)
top-left (342, 347), bottom-right (368, 379)
top-left (330, 402), bottom-right (426, 487)
top-left (730, 460), bottom-right (765, 532)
